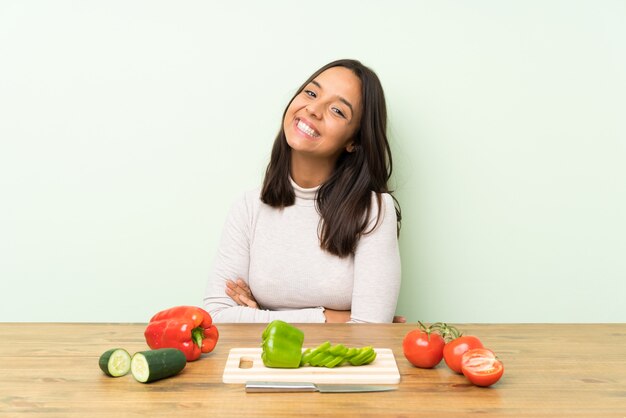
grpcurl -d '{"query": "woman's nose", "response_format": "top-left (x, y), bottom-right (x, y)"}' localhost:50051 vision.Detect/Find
top-left (305, 103), bottom-right (322, 119)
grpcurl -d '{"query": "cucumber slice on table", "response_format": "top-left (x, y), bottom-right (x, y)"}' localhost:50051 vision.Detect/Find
top-left (99, 348), bottom-right (131, 377)
top-left (131, 348), bottom-right (187, 383)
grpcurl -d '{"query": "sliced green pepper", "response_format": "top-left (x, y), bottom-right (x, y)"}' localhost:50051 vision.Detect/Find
top-left (261, 320), bottom-right (304, 368)
top-left (300, 342), bottom-right (377, 367)
top-left (260, 321), bottom-right (377, 369)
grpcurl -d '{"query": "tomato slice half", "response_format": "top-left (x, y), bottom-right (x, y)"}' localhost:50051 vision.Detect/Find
top-left (461, 348), bottom-right (504, 387)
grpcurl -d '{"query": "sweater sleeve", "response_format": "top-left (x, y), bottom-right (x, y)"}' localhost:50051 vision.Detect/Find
top-left (203, 191), bottom-right (326, 323)
top-left (349, 193), bottom-right (402, 323)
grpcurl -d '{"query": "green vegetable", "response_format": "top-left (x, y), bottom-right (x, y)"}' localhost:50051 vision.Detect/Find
top-left (99, 348), bottom-right (131, 377)
top-left (301, 342), bottom-right (377, 367)
top-left (261, 320), bottom-right (304, 368)
top-left (260, 321), bottom-right (377, 369)
top-left (130, 348), bottom-right (187, 383)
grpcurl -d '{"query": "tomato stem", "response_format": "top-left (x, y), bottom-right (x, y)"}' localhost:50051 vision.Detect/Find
top-left (416, 321), bottom-right (463, 343)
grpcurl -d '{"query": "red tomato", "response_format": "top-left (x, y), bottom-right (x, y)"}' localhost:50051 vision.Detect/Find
top-left (443, 335), bottom-right (483, 374)
top-left (402, 329), bottom-right (445, 368)
top-left (461, 348), bottom-right (504, 387)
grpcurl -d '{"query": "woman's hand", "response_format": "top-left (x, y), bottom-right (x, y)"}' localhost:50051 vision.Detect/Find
top-left (324, 309), bottom-right (406, 324)
top-left (323, 310), bottom-right (407, 323)
top-left (225, 279), bottom-right (259, 309)
top-left (323, 309), bottom-right (351, 323)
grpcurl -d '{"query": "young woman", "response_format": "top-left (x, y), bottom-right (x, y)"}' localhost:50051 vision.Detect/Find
top-left (203, 59), bottom-right (402, 323)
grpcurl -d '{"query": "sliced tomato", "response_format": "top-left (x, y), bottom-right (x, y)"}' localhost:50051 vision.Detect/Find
top-left (461, 348), bottom-right (504, 387)
top-left (443, 335), bottom-right (483, 374)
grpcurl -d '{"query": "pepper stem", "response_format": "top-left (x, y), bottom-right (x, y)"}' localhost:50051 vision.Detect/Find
top-left (191, 327), bottom-right (204, 348)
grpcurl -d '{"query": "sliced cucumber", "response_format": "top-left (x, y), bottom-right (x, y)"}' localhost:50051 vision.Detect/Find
top-left (130, 348), bottom-right (187, 383)
top-left (99, 348), bottom-right (131, 377)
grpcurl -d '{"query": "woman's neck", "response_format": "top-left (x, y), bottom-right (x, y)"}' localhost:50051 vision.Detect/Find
top-left (290, 153), bottom-right (334, 188)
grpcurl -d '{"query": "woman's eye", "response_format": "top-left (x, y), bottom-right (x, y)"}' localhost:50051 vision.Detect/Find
top-left (304, 90), bottom-right (316, 98)
top-left (332, 107), bottom-right (346, 118)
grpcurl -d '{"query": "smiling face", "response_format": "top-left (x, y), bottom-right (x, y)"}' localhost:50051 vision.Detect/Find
top-left (283, 66), bottom-right (363, 164)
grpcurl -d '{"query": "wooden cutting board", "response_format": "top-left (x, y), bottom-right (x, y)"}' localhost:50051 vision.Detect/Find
top-left (222, 348), bottom-right (400, 384)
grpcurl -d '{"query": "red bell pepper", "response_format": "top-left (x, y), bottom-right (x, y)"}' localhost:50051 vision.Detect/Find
top-left (144, 306), bottom-right (219, 361)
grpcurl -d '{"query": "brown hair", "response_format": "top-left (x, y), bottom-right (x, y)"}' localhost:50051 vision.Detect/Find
top-left (261, 59), bottom-right (401, 257)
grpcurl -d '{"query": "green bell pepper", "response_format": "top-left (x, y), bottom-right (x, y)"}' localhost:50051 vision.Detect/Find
top-left (261, 320), bottom-right (304, 368)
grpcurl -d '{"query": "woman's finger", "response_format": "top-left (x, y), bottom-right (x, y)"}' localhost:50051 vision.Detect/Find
top-left (226, 280), bottom-right (248, 297)
top-left (236, 279), bottom-right (250, 291)
top-left (237, 286), bottom-right (251, 297)
top-left (226, 287), bottom-right (247, 306)
top-left (225, 287), bottom-right (238, 302)
top-left (239, 294), bottom-right (258, 309)
top-left (226, 284), bottom-right (258, 308)
top-left (229, 280), bottom-right (251, 298)
top-left (226, 279), bottom-right (258, 308)
top-left (234, 280), bottom-right (252, 298)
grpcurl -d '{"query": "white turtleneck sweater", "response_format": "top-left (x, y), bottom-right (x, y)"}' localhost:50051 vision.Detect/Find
top-left (203, 179), bottom-right (401, 323)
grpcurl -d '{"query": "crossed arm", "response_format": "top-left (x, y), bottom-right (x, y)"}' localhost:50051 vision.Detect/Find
top-left (225, 278), bottom-right (405, 323)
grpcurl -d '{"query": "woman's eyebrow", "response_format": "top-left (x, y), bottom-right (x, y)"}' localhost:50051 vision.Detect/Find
top-left (310, 80), bottom-right (354, 116)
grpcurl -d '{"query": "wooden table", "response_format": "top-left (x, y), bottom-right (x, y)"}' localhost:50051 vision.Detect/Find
top-left (1, 323), bottom-right (625, 417)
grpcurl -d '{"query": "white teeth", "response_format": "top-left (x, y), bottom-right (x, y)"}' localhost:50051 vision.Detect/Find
top-left (297, 120), bottom-right (319, 137)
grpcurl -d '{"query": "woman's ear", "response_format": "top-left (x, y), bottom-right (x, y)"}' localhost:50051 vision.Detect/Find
top-left (346, 141), bottom-right (356, 153)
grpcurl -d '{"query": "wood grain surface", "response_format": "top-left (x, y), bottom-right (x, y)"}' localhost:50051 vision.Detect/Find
top-left (1, 323), bottom-right (625, 417)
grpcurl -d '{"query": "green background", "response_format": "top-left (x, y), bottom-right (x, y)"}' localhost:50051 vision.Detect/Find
top-left (1, 1), bottom-right (624, 322)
